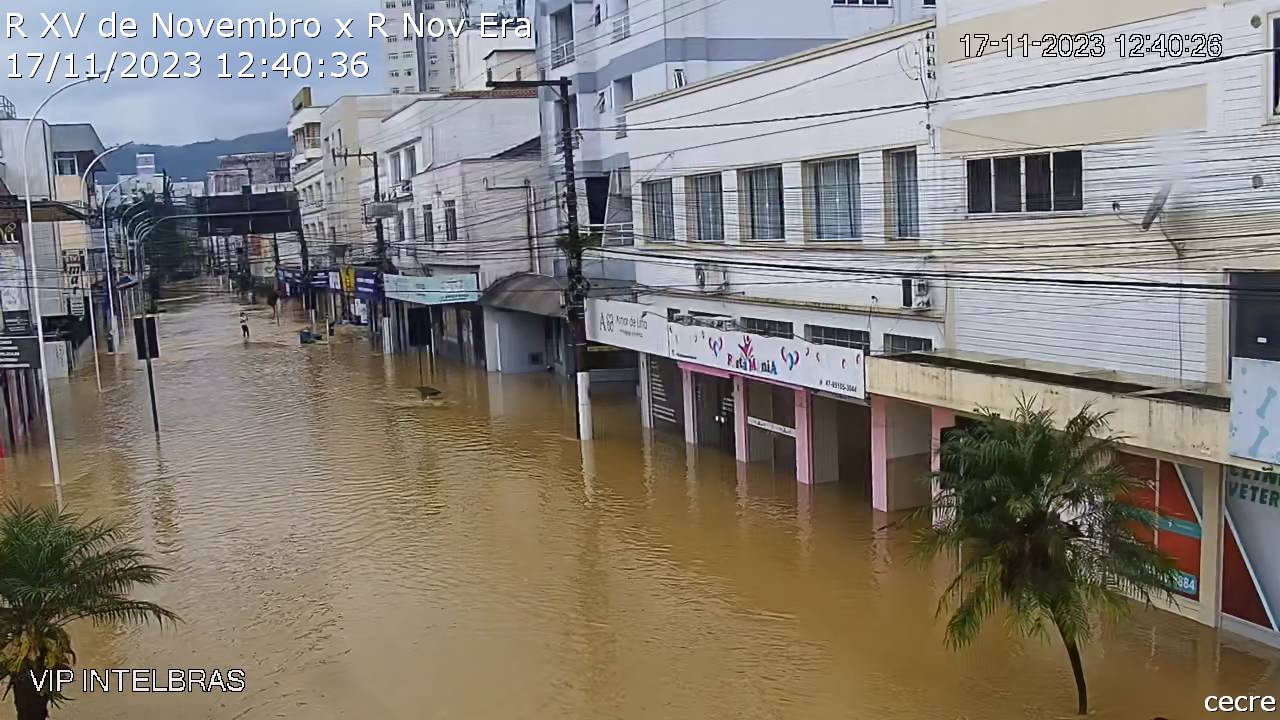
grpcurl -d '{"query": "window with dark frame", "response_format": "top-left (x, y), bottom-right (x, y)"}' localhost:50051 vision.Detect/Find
top-left (739, 317), bottom-right (794, 339)
top-left (967, 150), bottom-right (1083, 214)
top-left (689, 173), bottom-right (724, 242)
top-left (642, 179), bottom-right (675, 242)
top-left (888, 148), bottom-right (919, 238)
top-left (806, 157), bottom-right (861, 240)
top-left (1273, 17), bottom-right (1280, 115)
top-left (740, 166), bottom-right (785, 240)
top-left (884, 333), bottom-right (934, 354)
top-left (444, 200), bottom-right (458, 243)
top-left (806, 324), bottom-right (870, 352)
top-left (423, 204), bottom-right (434, 246)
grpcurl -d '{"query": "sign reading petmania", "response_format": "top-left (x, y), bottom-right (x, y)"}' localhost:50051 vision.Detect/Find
top-left (585, 299), bottom-right (865, 400)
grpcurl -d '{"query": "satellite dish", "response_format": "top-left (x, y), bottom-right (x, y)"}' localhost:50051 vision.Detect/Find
top-left (1141, 181), bottom-right (1173, 231)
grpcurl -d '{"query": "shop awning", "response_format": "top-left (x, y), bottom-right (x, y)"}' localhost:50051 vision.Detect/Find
top-left (0, 197), bottom-right (87, 224)
top-left (482, 274), bottom-right (638, 318)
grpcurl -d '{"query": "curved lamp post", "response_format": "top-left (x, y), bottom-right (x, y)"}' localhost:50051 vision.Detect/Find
top-left (21, 77), bottom-right (92, 490)
top-left (78, 142), bottom-right (131, 393)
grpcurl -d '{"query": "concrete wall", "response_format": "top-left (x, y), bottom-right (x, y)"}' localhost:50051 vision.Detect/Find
top-left (484, 308), bottom-right (548, 373)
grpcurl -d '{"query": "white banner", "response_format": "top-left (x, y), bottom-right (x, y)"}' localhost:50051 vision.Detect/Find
top-left (667, 318), bottom-right (866, 400)
top-left (586, 299), bottom-right (667, 356)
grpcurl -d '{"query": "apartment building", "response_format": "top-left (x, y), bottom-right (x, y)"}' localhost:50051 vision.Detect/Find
top-left (371, 89), bottom-right (556, 371)
top-left (381, 0), bottom-right (526, 94)
top-left (533, 0), bottom-right (937, 244)
top-left (589, 18), bottom-right (939, 494)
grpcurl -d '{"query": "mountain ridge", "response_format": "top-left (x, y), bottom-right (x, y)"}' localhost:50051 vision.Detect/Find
top-left (99, 129), bottom-right (290, 184)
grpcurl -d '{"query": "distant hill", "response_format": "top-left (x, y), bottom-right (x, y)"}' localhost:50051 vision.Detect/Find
top-left (99, 129), bottom-right (290, 184)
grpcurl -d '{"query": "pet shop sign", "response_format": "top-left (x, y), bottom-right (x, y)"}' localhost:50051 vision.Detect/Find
top-left (667, 322), bottom-right (865, 400)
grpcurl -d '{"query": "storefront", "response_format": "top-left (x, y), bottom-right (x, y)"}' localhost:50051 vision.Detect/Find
top-left (586, 299), bottom-right (867, 483)
top-left (353, 268), bottom-right (380, 327)
top-left (385, 273), bottom-right (482, 364)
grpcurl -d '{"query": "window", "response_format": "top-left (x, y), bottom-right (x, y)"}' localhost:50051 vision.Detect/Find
top-left (966, 150), bottom-right (1083, 214)
top-left (806, 156), bottom-right (860, 240)
top-left (740, 166), bottom-right (785, 240)
top-left (884, 333), bottom-right (933, 354)
top-left (595, 92), bottom-right (607, 114)
top-left (641, 179), bottom-right (675, 242)
top-left (739, 317), bottom-right (793, 339)
top-left (688, 173), bottom-right (724, 242)
top-left (833, 0), bottom-right (890, 5)
top-left (593, 5), bottom-right (602, 25)
top-left (924, 0), bottom-right (935, 5)
top-left (445, 199), bottom-right (458, 243)
top-left (405, 209), bottom-right (417, 241)
top-left (807, 325), bottom-right (870, 352)
top-left (385, 1), bottom-right (396, 7)
top-left (54, 155), bottom-right (78, 176)
top-left (390, 70), bottom-right (400, 77)
top-left (388, 52), bottom-right (398, 60)
top-left (1273, 16), bottom-right (1280, 115)
top-left (392, 88), bottom-right (401, 94)
top-left (887, 148), bottom-right (918, 238)
top-left (405, 69), bottom-right (413, 77)
top-left (423, 204), bottom-right (435, 245)
top-left (672, 68), bottom-right (687, 88)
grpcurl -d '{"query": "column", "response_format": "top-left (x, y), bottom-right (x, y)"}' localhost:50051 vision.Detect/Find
top-left (638, 354), bottom-right (653, 429)
top-left (930, 407), bottom-right (956, 526)
top-left (681, 367), bottom-right (696, 445)
top-left (795, 389), bottom-right (813, 485)
top-left (733, 375), bottom-right (748, 462)
top-left (871, 395), bottom-right (889, 511)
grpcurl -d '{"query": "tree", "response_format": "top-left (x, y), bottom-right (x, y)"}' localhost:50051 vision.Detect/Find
top-left (0, 503), bottom-right (177, 720)
top-left (914, 400), bottom-right (1179, 715)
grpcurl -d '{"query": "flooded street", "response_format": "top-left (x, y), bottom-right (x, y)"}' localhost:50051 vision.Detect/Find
top-left (3, 284), bottom-right (1277, 719)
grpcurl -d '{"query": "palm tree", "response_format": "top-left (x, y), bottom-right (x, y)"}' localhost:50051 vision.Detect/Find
top-left (914, 401), bottom-right (1179, 715)
top-left (0, 503), bottom-right (177, 720)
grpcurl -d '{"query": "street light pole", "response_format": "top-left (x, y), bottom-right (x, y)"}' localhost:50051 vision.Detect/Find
top-left (78, 142), bottom-right (131, 393)
top-left (20, 77), bottom-right (92, 489)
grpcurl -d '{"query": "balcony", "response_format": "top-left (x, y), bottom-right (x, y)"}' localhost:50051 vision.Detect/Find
top-left (611, 13), bottom-right (630, 42)
top-left (614, 114), bottom-right (627, 139)
top-left (586, 222), bottom-right (634, 246)
top-left (550, 40), bottom-right (575, 69)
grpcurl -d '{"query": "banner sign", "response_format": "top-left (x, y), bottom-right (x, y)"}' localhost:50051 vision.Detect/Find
top-left (586, 299), bottom-right (667, 356)
top-left (355, 269), bottom-right (381, 301)
top-left (668, 322), bottom-right (866, 399)
top-left (1231, 357), bottom-right (1280, 464)
top-left (384, 274), bottom-right (480, 306)
top-left (585, 299), bottom-right (865, 400)
top-left (0, 335), bottom-right (40, 369)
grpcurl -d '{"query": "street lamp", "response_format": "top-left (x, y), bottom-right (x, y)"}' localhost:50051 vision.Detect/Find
top-left (21, 77), bottom-right (92, 489)
top-left (78, 142), bottom-right (132, 393)
top-left (99, 177), bottom-right (141, 351)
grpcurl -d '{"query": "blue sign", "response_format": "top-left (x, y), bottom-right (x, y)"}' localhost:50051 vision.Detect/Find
top-left (310, 273), bottom-right (330, 289)
top-left (355, 269), bottom-right (381, 301)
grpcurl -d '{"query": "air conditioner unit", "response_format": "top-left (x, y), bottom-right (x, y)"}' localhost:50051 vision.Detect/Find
top-left (694, 263), bottom-right (729, 294)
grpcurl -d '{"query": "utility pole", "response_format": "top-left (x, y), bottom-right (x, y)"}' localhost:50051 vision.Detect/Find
top-left (332, 147), bottom-right (385, 342)
top-left (488, 75), bottom-right (591, 439)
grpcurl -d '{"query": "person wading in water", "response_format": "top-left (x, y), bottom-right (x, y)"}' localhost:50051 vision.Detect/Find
top-left (240, 311), bottom-right (250, 341)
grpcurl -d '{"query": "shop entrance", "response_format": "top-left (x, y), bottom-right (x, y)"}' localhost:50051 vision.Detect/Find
top-left (744, 379), bottom-right (797, 478)
top-left (693, 373), bottom-right (735, 454)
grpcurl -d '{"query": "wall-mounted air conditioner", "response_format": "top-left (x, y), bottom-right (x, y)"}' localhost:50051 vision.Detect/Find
top-left (694, 263), bottom-right (729, 294)
top-left (902, 277), bottom-right (932, 310)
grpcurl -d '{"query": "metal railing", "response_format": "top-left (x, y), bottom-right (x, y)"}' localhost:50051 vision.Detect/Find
top-left (614, 114), bottom-right (627, 139)
top-left (611, 13), bottom-right (630, 42)
top-left (550, 40), bottom-right (575, 68)
top-left (586, 222), bottom-right (634, 246)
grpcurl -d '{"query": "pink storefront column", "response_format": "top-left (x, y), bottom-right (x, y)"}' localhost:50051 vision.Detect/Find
top-left (795, 389), bottom-right (814, 485)
top-left (871, 395), bottom-right (889, 511)
top-left (733, 375), bottom-right (749, 463)
top-left (930, 407), bottom-right (956, 473)
top-left (681, 367), bottom-right (697, 446)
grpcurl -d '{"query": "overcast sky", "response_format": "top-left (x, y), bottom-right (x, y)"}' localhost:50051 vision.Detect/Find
top-left (3, 1), bottom-right (383, 145)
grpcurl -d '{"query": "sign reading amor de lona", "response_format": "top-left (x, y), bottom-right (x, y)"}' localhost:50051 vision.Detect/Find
top-left (586, 299), bottom-right (865, 400)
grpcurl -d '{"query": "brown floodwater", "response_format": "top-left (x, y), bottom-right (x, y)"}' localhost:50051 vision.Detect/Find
top-left (1, 284), bottom-right (1277, 719)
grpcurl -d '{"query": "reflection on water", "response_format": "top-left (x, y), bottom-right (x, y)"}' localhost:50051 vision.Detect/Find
top-left (1, 285), bottom-right (1276, 719)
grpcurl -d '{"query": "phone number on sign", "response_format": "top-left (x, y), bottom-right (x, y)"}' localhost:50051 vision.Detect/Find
top-left (6, 51), bottom-right (370, 82)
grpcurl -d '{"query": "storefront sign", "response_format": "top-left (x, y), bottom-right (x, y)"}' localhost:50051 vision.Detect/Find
top-left (668, 322), bottom-right (866, 400)
top-left (0, 335), bottom-right (40, 369)
top-left (747, 416), bottom-right (796, 438)
top-left (1231, 358), bottom-right (1280, 464)
top-left (328, 271), bottom-right (340, 291)
top-left (586, 299), bottom-right (667, 356)
top-left (310, 273), bottom-right (329, 289)
top-left (340, 267), bottom-right (357, 293)
top-left (355, 270), bottom-right (380, 301)
top-left (384, 274), bottom-right (480, 306)
top-left (1222, 465), bottom-right (1280, 633)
